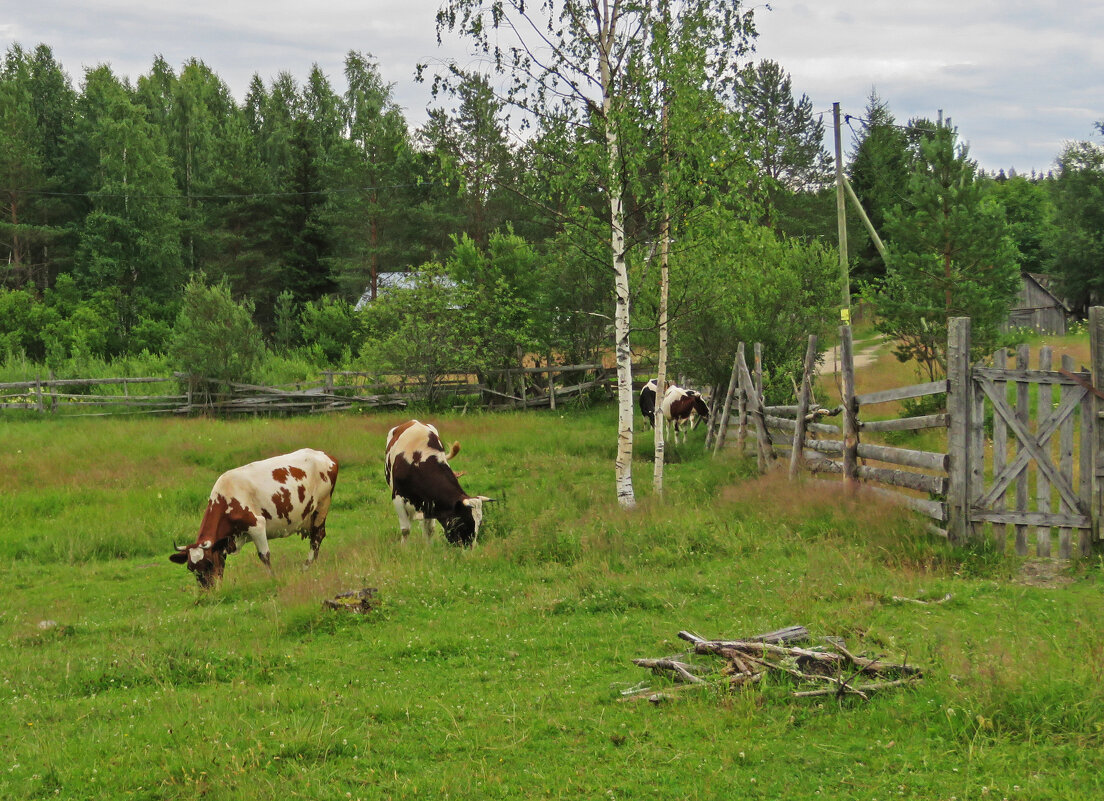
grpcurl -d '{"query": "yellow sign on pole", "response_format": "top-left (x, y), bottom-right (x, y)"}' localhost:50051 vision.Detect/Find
top-left (841, 307), bottom-right (851, 325)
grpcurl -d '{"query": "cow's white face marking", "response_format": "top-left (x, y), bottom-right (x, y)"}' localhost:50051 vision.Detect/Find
top-left (463, 497), bottom-right (484, 532)
top-left (188, 547), bottom-right (205, 564)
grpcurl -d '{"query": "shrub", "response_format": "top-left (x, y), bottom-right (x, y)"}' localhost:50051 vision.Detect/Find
top-left (169, 274), bottom-right (265, 399)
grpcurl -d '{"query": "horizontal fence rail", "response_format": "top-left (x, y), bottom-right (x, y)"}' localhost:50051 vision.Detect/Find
top-left (0, 362), bottom-right (621, 417)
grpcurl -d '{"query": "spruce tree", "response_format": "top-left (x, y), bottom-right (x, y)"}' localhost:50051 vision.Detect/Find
top-left (875, 125), bottom-right (1020, 378)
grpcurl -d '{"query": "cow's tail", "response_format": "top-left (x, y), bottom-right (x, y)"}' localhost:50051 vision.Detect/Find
top-left (448, 441), bottom-right (461, 460)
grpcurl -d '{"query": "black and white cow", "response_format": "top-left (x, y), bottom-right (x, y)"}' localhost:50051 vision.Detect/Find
top-left (639, 379), bottom-right (661, 429)
top-left (384, 420), bottom-right (491, 547)
top-left (660, 385), bottom-right (710, 444)
top-left (169, 448), bottom-right (339, 588)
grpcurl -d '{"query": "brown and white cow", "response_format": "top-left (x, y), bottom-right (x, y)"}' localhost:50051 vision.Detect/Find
top-left (169, 448), bottom-right (339, 588)
top-left (659, 385), bottom-right (710, 444)
top-left (385, 420), bottom-right (491, 547)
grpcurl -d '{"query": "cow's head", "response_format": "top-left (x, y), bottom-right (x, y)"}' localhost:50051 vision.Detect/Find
top-left (440, 496), bottom-right (493, 547)
top-left (169, 539), bottom-right (227, 588)
top-left (689, 393), bottom-right (710, 429)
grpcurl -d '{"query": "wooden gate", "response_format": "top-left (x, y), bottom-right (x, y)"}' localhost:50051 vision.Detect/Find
top-left (947, 313), bottom-right (1104, 554)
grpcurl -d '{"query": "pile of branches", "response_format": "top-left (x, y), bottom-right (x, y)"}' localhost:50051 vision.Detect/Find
top-left (626, 626), bottom-right (922, 703)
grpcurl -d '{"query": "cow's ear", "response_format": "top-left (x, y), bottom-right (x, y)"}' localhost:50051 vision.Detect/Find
top-left (169, 551), bottom-right (188, 564)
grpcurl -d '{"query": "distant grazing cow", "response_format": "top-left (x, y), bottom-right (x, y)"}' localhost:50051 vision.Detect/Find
top-left (169, 448), bottom-right (338, 588)
top-left (385, 420), bottom-right (491, 547)
top-left (660, 385), bottom-right (710, 444)
top-left (639, 379), bottom-right (660, 429)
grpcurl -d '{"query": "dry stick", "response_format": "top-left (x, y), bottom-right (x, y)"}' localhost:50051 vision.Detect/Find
top-left (792, 677), bottom-right (922, 699)
top-left (736, 652), bottom-right (870, 701)
top-left (630, 658), bottom-right (707, 684)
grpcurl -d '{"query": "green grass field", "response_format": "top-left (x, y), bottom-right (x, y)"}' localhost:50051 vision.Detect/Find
top-left (2, 406), bottom-right (1103, 800)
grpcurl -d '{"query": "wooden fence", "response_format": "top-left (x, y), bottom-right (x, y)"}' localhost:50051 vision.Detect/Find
top-left (0, 363), bottom-right (614, 417)
top-left (716, 307), bottom-right (1104, 556)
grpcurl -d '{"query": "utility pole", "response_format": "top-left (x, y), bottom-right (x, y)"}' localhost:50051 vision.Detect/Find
top-left (833, 102), bottom-right (850, 325)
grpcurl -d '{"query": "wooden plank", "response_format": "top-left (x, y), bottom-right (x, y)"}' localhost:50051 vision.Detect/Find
top-left (857, 464), bottom-right (947, 495)
top-left (805, 456), bottom-right (842, 474)
top-left (866, 486), bottom-right (947, 521)
top-left (974, 366), bottom-right (1091, 385)
top-left (1036, 346), bottom-right (1053, 557)
top-left (946, 317), bottom-right (972, 544)
top-left (1092, 306), bottom-right (1104, 546)
top-left (1059, 354), bottom-right (1076, 558)
top-left (855, 380), bottom-right (948, 407)
top-left (806, 438), bottom-right (844, 454)
top-left (991, 349), bottom-right (1009, 552)
top-left (763, 415), bottom-right (840, 434)
top-left (856, 442), bottom-right (948, 472)
top-left (1081, 349), bottom-right (1095, 556)
top-left (860, 414), bottom-right (948, 432)
top-left (970, 357), bottom-right (987, 542)
top-left (0, 376), bottom-right (173, 390)
top-left (1015, 344), bottom-right (1030, 556)
top-left (970, 509), bottom-right (1091, 528)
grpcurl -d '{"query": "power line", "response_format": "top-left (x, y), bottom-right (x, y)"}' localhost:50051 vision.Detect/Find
top-left (0, 180), bottom-right (448, 201)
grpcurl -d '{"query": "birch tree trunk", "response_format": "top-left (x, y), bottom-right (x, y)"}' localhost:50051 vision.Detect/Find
top-left (599, 3), bottom-right (636, 509)
top-left (653, 98), bottom-right (670, 494)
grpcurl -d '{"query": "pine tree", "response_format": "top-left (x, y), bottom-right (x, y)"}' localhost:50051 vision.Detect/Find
top-left (875, 125), bottom-right (1020, 378)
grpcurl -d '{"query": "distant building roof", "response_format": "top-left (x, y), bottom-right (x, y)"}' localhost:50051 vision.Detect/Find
top-left (354, 272), bottom-right (458, 311)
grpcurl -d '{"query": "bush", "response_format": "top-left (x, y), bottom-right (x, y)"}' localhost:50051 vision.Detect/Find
top-left (169, 275), bottom-right (265, 398)
top-left (299, 296), bottom-right (362, 365)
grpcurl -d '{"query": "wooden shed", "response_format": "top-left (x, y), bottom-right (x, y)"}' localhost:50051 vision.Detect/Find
top-left (1005, 272), bottom-right (1071, 335)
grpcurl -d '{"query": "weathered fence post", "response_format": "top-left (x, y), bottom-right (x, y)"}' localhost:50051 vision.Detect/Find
top-left (736, 343), bottom-right (747, 455)
top-left (946, 317), bottom-right (973, 545)
top-left (1091, 306), bottom-right (1104, 547)
top-left (840, 326), bottom-right (859, 491)
top-left (34, 374), bottom-right (44, 414)
top-left (738, 347), bottom-right (773, 472)
top-left (712, 347), bottom-right (743, 456)
top-left (789, 335), bottom-right (818, 480)
top-left (753, 343), bottom-right (763, 401)
top-left (547, 353), bottom-right (557, 411)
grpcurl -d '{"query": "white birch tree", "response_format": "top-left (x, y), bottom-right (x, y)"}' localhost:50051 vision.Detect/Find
top-left (433, 0), bottom-right (756, 507)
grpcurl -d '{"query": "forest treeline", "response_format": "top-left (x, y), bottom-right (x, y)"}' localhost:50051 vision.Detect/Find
top-left (1, 40), bottom-right (1102, 397)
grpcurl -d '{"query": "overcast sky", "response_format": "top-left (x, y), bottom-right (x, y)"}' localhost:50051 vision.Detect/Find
top-left (4, 1), bottom-right (1102, 175)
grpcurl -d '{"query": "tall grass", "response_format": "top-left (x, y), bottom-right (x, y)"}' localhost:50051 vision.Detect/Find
top-left (2, 407), bottom-right (1103, 799)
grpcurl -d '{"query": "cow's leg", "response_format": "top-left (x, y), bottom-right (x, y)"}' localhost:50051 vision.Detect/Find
top-left (393, 497), bottom-right (413, 543)
top-left (422, 516), bottom-right (435, 542)
top-left (303, 522), bottom-right (326, 570)
top-left (246, 523), bottom-right (274, 575)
